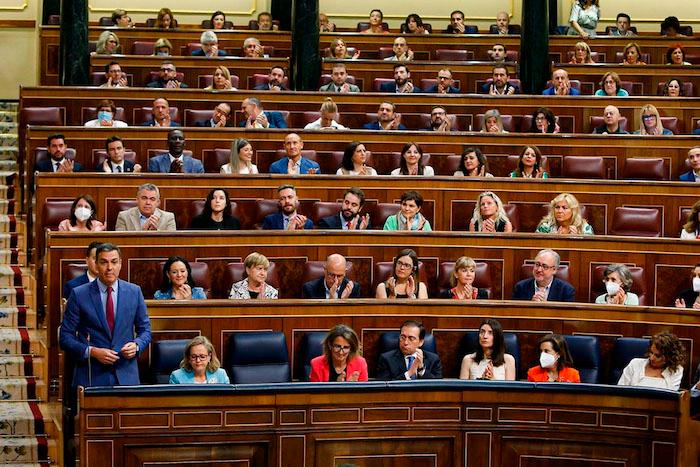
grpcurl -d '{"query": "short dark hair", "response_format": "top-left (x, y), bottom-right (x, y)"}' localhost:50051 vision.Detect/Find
top-left (68, 194), bottom-right (98, 228)
top-left (96, 99), bottom-right (116, 114)
top-left (277, 184), bottom-right (295, 194)
top-left (86, 241), bottom-right (103, 257)
top-left (47, 133), bottom-right (65, 146)
top-left (492, 65), bottom-right (509, 74)
top-left (370, 9), bottom-right (383, 20)
top-left (211, 10), bottom-right (225, 21)
top-left (104, 61), bottom-right (120, 73)
top-left (343, 187), bottom-right (365, 206)
top-left (393, 63), bottom-right (409, 73)
top-left (96, 243), bottom-right (121, 260)
top-left (400, 190), bottom-right (423, 207)
top-left (105, 135), bottom-right (123, 152)
top-left (400, 320), bottom-right (425, 340)
top-left (538, 334), bottom-right (574, 371)
top-left (616, 12), bottom-right (631, 23)
top-left (493, 43), bottom-right (507, 52)
top-left (270, 65), bottom-right (286, 75)
top-left (258, 11), bottom-right (271, 20)
top-left (450, 10), bottom-right (464, 19)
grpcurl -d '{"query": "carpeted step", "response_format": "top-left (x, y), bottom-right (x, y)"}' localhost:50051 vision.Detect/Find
top-left (0, 377), bottom-right (40, 401)
top-left (0, 401), bottom-right (44, 435)
top-left (0, 266), bottom-right (22, 287)
top-left (0, 328), bottom-right (42, 355)
top-left (0, 355), bottom-right (41, 377)
top-left (0, 250), bottom-right (22, 266)
top-left (0, 288), bottom-right (26, 306)
top-left (0, 307), bottom-right (35, 328)
top-left (0, 436), bottom-right (48, 463)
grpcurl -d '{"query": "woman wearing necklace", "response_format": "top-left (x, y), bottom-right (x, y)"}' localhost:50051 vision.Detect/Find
top-left (190, 188), bottom-right (241, 230)
top-left (310, 324), bottom-right (368, 382)
top-left (376, 248), bottom-right (429, 299)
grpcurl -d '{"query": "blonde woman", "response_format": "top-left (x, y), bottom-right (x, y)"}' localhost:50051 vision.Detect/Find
top-left (152, 38), bottom-right (173, 56)
top-left (304, 98), bottom-right (346, 130)
top-left (95, 31), bottom-right (120, 55)
top-left (635, 104), bottom-right (673, 135)
top-left (205, 65), bottom-right (237, 91)
top-left (481, 109), bottom-right (508, 133)
top-left (569, 41), bottom-right (595, 64)
top-left (220, 138), bottom-right (258, 174)
top-left (468, 191), bottom-right (513, 233)
top-left (536, 193), bottom-right (593, 235)
top-left (441, 256), bottom-right (488, 300)
top-left (169, 336), bottom-right (229, 384)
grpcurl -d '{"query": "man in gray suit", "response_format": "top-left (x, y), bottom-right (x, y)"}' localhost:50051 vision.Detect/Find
top-left (115, 183), bottom-right (176, 231)
top-left (319, 63), bottom-right (360, 93)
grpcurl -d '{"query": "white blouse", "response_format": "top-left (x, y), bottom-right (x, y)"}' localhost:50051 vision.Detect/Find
top-left (617, 358), bottom-right (683, 390)
top-left (220, 163), bottom-right (259, 174)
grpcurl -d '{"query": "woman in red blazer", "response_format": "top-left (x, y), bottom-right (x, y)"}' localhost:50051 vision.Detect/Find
top-left (527, 333), bottom-right (581, 383)
top-left (310, 324), bottom-right (368, 382)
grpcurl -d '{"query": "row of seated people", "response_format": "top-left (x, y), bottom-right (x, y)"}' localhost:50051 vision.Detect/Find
top-left (45, 181), bottom-right (700, 239)
top-left (35, 130), bottom-right (700, 182)
top-left (150, 323), bottom-right (698, 392)
top-left (62, 239), bottom-right (700, 309)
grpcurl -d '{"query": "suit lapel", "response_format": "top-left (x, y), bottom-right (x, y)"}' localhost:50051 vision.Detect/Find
top-left (89, 281), bottom-right (111, 338)
top-left (129, 208), bottom-right (141, 230)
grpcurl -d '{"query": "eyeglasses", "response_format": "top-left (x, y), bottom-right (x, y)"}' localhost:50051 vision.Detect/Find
top-left (642, 115), bottom-right (656, 120)
top-left (399, 334), bottom-right (418, 342)
top-left (396, 261), bottom-right (414, 270)
top-left (332, 344), bottom-right (351, 353)
top-left (189, 354), bottom-right (210, 361)
top-left (160, 68), bottom-right (175, 72)
top-left (533, 262), bottom-right (556, 271)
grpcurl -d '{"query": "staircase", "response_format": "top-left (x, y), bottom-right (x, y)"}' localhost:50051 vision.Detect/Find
top-left (0, 101), bottom-right (59, 466)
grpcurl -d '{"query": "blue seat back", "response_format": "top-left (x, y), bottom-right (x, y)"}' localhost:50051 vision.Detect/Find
top-left (150, 339), bottom-right (189, 384)
top-left (227, 331), bottom-right (290, 384)
top-left (564, 335), bottom-right (601, 383)
top-left (610, 337), bottom-right (649, 384)
top-left (298, 331), bottom-right (327, 381)
top-left (460, 332), bottom-right (521, 379)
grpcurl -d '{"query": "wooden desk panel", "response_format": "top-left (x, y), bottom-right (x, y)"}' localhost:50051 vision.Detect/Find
top-left (78, 383), bottom-right (692, 467)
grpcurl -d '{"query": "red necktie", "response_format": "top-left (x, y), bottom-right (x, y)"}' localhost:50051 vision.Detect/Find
top-left (106, 286), bottom-right (115, 334)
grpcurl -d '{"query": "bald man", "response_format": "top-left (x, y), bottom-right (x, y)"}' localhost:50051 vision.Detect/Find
top-left (592, 105), bottom-right (629, 134)
top-left (302, 254), bottom-right (361, 299)
top-left (269, 133), bottom-right (320, 174)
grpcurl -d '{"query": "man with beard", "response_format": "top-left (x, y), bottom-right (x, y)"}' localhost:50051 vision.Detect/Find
top-left (36, 134), bottom-right (82, 172)
top-left (262, 184), bottom-right (313, 230)
top-left (317, 187), bottom-right (371, 229)
top-left (254, 66), bottom-right (288, 91)
top-left (481, 65), bottom-right (519, 95)
top-left (302, 254), bottom-right (361, 299)
top-left (424, 68), bottom-right (460, 94)
top-left (423, 106), bottom-right (454, 132)
top-left (379, 64), bottom-right (421, 93)
top-left (148, 129), bottom-right (204, 173)
top-left (363, 101), bottom-right (407, 130)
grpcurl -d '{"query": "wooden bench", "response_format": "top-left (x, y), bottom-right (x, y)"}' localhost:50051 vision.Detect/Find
top-left (78, 381), bottom-right (695, 467)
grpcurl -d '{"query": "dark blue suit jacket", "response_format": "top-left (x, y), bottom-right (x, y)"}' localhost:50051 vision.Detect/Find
top-left (362, 121), bottom-right (407, 130)
top-left (238, 111), bottom-right (288, 129)
top-left (59, 279), bottom-right (151, 387)
top-left (95, 159), bottom-right (136, 173)
top-left (262, 212), bottom-right (313, 230)
top-left (376, 348), bottom-right (443, 380)
top-left (680, 171), bottom-right (697, 182)
top-left (191, 49), bottom-right (227, 56)
top-left (424, 85), bottom-right (461, 94)
top-left (63, 273), bottom-right (89, 301)
top-left (36, 159), bottom-right (83, 172)
top-left (302, 277), bottom-right (361, 298)
top-left (269, 157), bottom-right (320, 174)
top-left (512, 277), bottom-right (576, 302)
top-left (141, 119), bottom-right (181, 127)
top-left (379, 82), bottom-right (422, 93)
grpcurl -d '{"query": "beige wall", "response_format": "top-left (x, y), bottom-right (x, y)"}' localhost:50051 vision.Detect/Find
top-left (0, 0), bottom-right (39, 99)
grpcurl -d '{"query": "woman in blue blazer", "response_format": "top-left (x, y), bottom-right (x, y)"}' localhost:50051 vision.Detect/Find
top-left (170, 336), bottom-right (230, 384)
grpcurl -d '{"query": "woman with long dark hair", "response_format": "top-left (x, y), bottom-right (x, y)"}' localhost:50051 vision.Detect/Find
top-left (190, 188), bottom-right (241, 230)
top-left (460, 319), bottom-right (516, 380)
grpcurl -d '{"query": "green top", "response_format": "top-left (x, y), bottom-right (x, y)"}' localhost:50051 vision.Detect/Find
top-left (510, 170), bottom-right (549, 179)
top-left (536, 221), bottom-right (594, 235)
top-left (383, 214), bottom-right (432, 231)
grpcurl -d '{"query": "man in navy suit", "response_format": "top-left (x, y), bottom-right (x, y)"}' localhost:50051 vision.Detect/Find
top-left (194, 103), bottom-right (231, 128)
top-left (423, 106), bottom-right (456, 132)
top-left (376, 320), bottom-right (443, 380)
top-left (379, 64), bottom-right (421, 93)
top-left (190, 30), bottom-right (227, 56)
top-left (59, 243), bottom-right (151, 388)
top-left (269, 133), bottom-right (320, 174)
top-left (363, 101), bottom-right (408, 131)
top-left (254, 66), bottom-right (288, 91)
top-left (148, 129), bottom-right (204, 173)
top-left (35, 134), bottom-right (82, 173)
top-left (680, 146), bottom-right (700, 182)
top-left (302, 254), bottom-right (361, 299)
top-left (141, 97), bottom-right (181, 127)
top-left (512, 249), bottom-right (576, 302)
top-left (96, 136), bottom-right (140, 172)
top-left (481, 65), bottom-right (520, 95)
top-left (262, 184), bottom-right (313, 230)
top-left (63, 241), bottom-right (102, 300)
top-left (145, 62), bottom-right (188, 89)
top-left (424, 68), bottom-right (461, 94)
top-left (239, 96), bottom-right (287, 129)
top-left (317, 187), bottom-right (371, 230)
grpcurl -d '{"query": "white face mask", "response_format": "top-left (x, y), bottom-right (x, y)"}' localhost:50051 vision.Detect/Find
top-left (605, 281), bottom-right (621, 296)
top-left (74, 206), bottom-right (92, 222)
top-left (693, 277), bottom-right (700, 293)
top-left (539, 351), bottom-right (557, 369)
